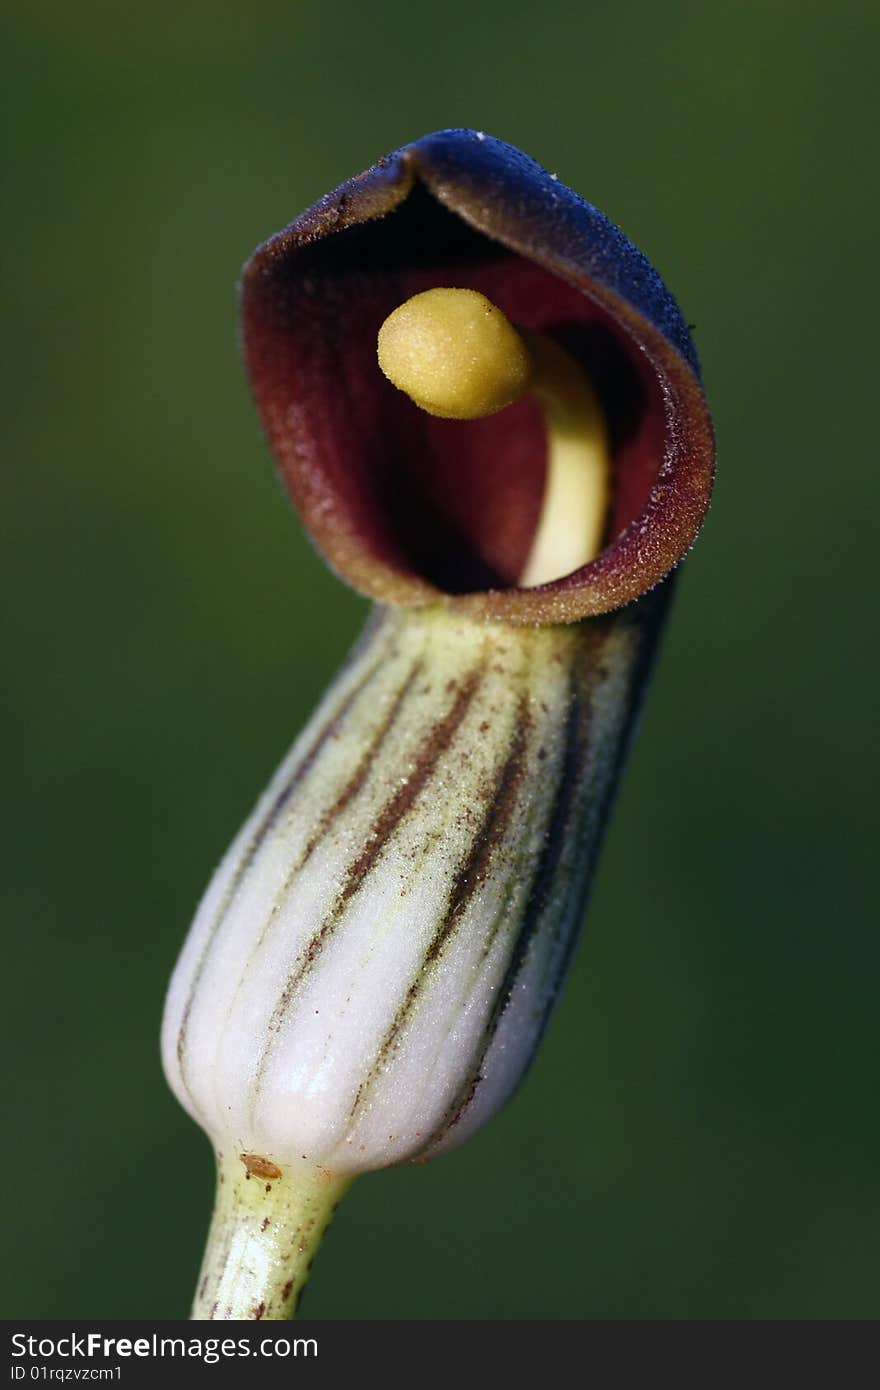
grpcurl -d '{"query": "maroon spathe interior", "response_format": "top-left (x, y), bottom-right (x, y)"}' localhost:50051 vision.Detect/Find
top-left (254, 187), bottom-right (667, 595)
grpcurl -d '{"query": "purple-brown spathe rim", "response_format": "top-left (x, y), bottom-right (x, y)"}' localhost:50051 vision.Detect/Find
top-left (241, 131), bottom-right (715, 624)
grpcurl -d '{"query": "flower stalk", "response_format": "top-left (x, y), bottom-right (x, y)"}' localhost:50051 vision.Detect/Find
top-left (191, 1151), bottom-right (349, 1320)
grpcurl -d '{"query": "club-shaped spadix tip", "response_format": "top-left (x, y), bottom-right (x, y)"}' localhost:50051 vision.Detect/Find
top-left (377, 287), bottom-right (531, 419)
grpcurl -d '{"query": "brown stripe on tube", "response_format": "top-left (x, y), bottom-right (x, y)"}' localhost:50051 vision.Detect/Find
top-left (175, 633), bottom-right (394, 1093)
top-left (298, 658), bottom-right (425, 870)
top-left (204, 657), bottom-right (427, 1083)
top-left (414, 664), bottom-right (589, 1155)
top-left (347, 696), bottom-right (532, 1122)
top-left (251, 662), bottom-right (488, 1101)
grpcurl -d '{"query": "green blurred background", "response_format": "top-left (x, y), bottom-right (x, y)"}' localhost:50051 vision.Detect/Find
top-left (3, 1), bottom-right (877, 1320)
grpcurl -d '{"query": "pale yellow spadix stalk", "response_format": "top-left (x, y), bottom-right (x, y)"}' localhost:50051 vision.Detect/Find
top-left (377, 287), bottom-right (610, 585)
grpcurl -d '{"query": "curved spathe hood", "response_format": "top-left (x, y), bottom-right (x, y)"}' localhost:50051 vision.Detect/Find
top-left (241, 128), bottom-right (714, 622)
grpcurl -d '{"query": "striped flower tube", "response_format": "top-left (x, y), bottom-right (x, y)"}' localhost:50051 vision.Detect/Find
top-left (161, 130), bottom-right (714, 1320)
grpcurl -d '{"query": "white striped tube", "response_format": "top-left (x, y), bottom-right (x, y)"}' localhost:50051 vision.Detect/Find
top-left (161, 600), bottom-right (656, 1316)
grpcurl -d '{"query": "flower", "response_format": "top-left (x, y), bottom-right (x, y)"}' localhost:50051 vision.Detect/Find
top-left (160, 129), bottom-right (714, 1319)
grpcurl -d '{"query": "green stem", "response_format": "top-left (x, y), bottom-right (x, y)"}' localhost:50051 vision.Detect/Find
top-left (191, 1149), bottom-right (351, 1320)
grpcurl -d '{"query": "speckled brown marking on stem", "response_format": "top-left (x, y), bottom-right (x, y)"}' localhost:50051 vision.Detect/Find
top-left (251, 663), bottom-right (487, 1097)
top-left (175, 638), bottom-right (393, 1092)
top-left (206, 1164), bottom-right (241, 1312)
top-left (241, 1153), bottom-right (283, 1180)
top-left (347, 697), bottom-right (532, 1120)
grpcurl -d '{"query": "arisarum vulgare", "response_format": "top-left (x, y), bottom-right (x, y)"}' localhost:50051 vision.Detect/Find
top-left (161, 128), bottom-right (715, 1320)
